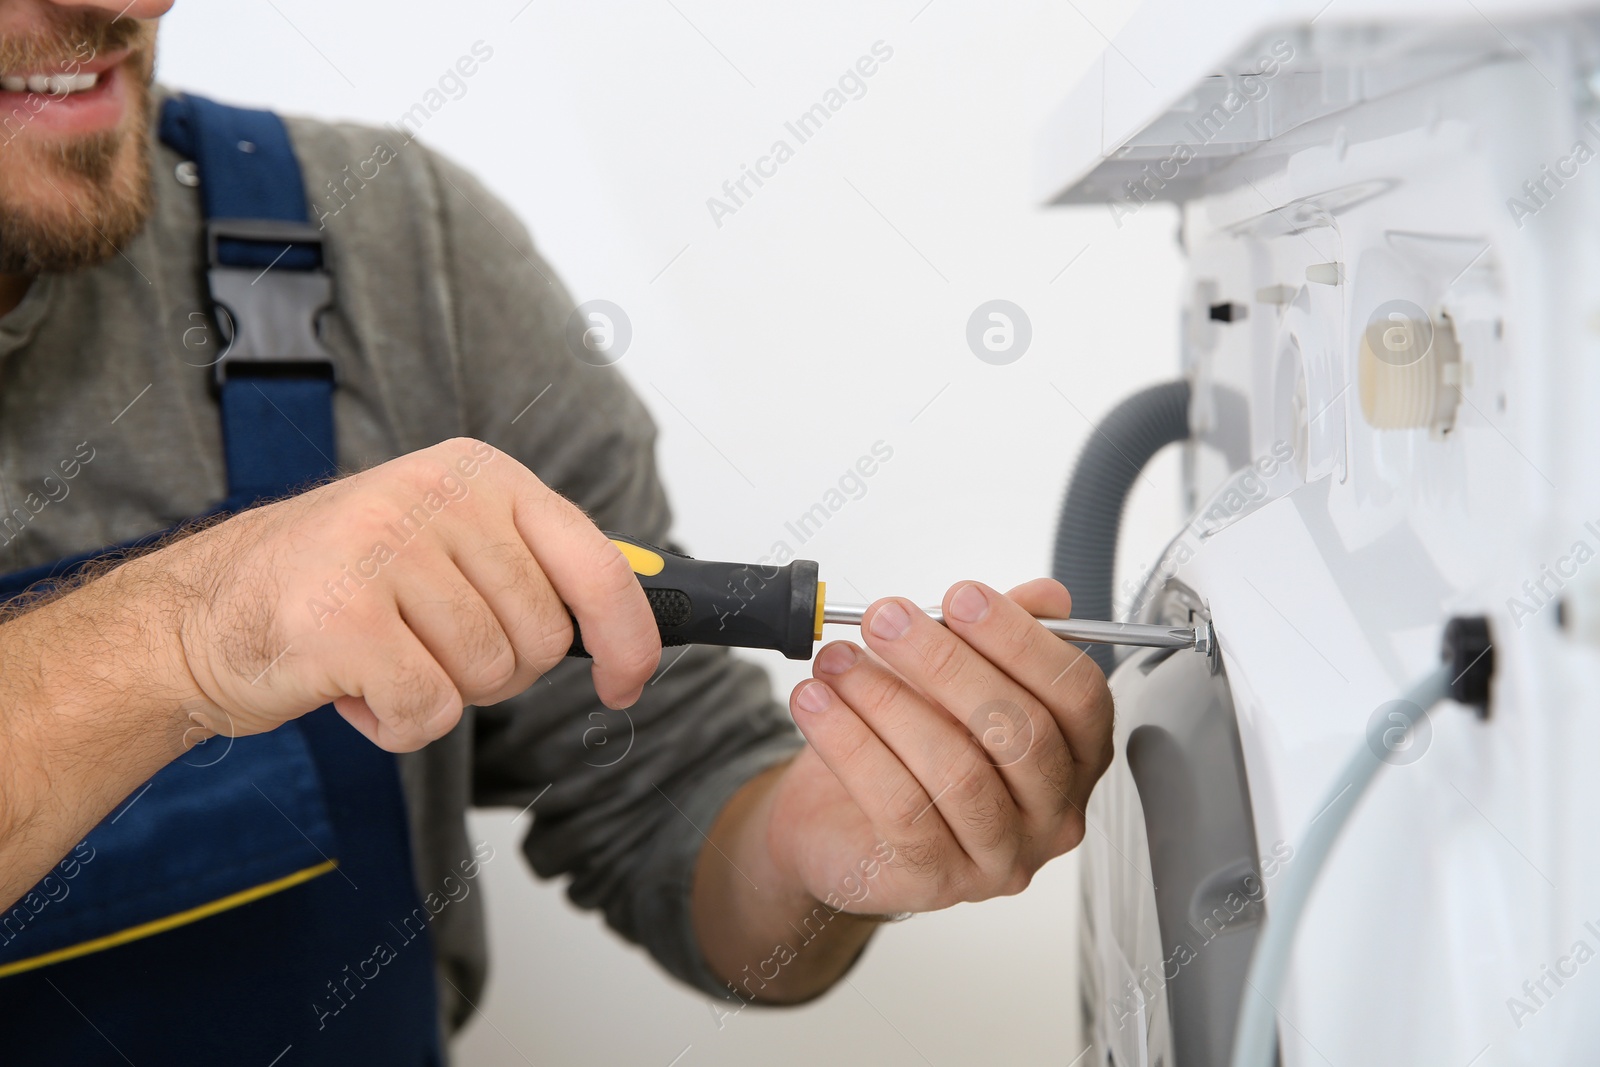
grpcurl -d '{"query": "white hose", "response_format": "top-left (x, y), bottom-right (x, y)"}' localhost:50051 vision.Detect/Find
top-left (1229, 664), bottom-right (1453, 1067)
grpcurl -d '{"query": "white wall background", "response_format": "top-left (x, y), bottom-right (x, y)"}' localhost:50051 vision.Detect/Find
top-left (158, 2), bottom-right (1183, 1064)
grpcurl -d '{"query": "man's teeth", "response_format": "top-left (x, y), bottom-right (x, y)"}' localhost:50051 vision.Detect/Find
top-left (0, 72), bottom-right (100, 94)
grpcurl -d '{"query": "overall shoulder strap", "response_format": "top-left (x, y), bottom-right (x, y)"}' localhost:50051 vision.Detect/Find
top-left (159, 93), bottom-right (339, 509)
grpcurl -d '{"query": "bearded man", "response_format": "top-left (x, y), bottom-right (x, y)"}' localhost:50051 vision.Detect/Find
top-left (0, 3), bottom-right (1113, 1062)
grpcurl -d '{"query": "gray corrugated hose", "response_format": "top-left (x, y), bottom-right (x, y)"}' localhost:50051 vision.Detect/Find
top-left (1050, 380), bottom-right (1191, 674)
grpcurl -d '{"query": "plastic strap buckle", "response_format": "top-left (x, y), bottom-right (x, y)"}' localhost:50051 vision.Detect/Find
top-left (205, 217), bottom-right (336, 389)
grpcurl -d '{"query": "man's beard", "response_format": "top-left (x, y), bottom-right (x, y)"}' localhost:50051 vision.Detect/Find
top-left (0, 13), bottom-right (156, 275)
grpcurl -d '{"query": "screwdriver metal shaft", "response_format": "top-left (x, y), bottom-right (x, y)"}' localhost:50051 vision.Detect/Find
top-left (821, 603), bottom-right (1213, 654)
top-left (581, 533), bottom-right (1215, 662)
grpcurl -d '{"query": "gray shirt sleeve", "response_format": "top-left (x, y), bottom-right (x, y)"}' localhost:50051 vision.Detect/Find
top-left (420, 148), bottom-right (804, 996)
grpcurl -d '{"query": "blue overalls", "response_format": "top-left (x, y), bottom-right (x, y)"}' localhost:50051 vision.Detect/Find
top-left (0, 96), bottom-right (444, 1065)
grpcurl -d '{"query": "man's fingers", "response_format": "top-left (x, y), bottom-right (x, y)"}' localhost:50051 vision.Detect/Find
top-left (392, 564), bottom-right (521, 707)
top-left (330, 620), bottom-right (462, 752)
top-left (448, 539), bottom-right (573, 695)
top-left (947, 579), bottom-right (1109, 769)
top-left (856, 595), bottom-right (1076, 826)
top-left (812, 640), bottom-right (1027, 879)
top-left (504, 468), bottom-right (660, 707)
top-left (995, 578), bottom-right (1114, 789)
top-left (788, 676), bottom-right (974, 906)
top-left (944, 578), bottom-right (1110, 825)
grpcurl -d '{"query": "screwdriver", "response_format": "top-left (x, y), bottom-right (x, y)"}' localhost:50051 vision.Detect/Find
top-left (566, 535), bottom-right (1213, 661)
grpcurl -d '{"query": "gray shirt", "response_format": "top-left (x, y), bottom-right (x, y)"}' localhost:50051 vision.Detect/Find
top-left (0, 86), bottom-right (802, 1031)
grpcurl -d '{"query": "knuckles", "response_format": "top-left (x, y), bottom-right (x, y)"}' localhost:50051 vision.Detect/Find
top-left (991, 613), bottom-right (1042, 671)
top-left (523, 615), bottom-right (578, 675)
top-left (820, 709), bottom-right (883, 785)
top-left (910, 627), bottom-right (972, 690)
top-left (883, 836), bottom-right (950, 885)
top-left (371, 672), bottom-right (459, 752)
top-left (942, 752), bottom-right (999, 813)
top-left (955, 790), bottom-right (1020, 857)
top-left (1035, 744), bottom-right (1077, 814)
top-left (880, 773), bottom-right (935, 831)
top-left (448, 602), bottom-right (519, 699)
top-left (850, 664), bottom-right (917, 719)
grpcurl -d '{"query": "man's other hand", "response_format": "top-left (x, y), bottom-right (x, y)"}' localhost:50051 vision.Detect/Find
top-left (769, 578), bottom-right (1114, 915)
top-left (145, 438), bottom-right (661, 751)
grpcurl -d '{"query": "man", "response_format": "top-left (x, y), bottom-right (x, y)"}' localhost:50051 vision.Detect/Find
top-left (0, 0), bottom-right (1114, 1061)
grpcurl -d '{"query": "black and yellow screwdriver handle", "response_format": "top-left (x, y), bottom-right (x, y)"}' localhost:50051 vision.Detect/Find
top-left (566, 534), bottom-right (825, 662)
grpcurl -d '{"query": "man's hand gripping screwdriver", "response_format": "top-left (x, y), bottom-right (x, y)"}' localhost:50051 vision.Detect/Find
top-left (565, 535), bottom-right (1214, 660)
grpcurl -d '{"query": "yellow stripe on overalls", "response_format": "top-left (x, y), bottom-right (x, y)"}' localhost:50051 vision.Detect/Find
top-left (0, 859), bottom-right (339, 980)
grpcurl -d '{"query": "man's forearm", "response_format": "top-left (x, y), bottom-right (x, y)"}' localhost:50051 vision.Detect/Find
top-left (0, 558), bottom-right (198, 909)
top-left (690, 762), bottom-right (878, 1005)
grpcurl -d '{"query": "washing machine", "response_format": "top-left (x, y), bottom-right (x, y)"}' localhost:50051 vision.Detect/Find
top-left (1039, 2), bottom-right (1600, 1063)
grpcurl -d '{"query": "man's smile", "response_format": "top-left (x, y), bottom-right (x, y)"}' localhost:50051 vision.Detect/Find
top-left (0, 48), bottom-right (133, 136)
